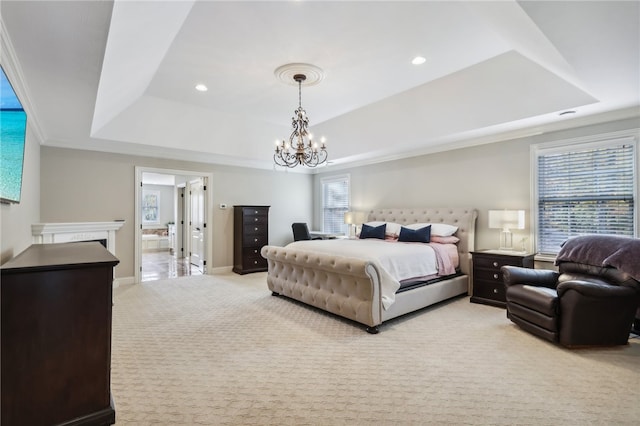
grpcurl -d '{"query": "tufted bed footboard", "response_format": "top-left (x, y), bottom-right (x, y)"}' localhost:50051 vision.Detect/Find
top-left (262, 207), bottom-right (477, 333)
top-left (261, 246), bottom-right (384, 331)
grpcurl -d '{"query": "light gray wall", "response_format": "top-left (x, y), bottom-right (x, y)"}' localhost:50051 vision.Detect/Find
top-left (314, 117), bottom-right (640, 254)
top-left (40, 147), bottom-right (313, 279)
top-left (0, 124), bottom-right (41, 264)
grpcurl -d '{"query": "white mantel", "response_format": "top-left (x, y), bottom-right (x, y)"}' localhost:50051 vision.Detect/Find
top-left (32, 221), bottom-right (125, 256)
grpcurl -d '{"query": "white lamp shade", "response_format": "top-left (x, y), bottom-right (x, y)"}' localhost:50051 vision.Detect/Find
top-left (344, 211), bottom-right (355, 225)
top-left (488, 210), bottom-right (525, 231)
top-left (344, 211), bottom-right (368, 225)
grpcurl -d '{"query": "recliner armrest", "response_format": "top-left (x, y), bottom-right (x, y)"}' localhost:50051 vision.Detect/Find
top-left (502, 266), bottom-right (559, 289)
top-left (557, 280), bottom-right (639, 299)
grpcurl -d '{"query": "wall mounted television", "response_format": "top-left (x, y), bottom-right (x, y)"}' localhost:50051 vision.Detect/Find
top-left (0, 65), bottom-right (27, 204)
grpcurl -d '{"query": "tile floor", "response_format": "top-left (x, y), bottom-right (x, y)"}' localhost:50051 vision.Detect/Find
top-left (141, 250), bottom-right (202, 282)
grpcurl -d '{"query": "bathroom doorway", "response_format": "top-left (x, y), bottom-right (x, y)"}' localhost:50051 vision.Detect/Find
top-left (135, 167), bottom-right (213, 283)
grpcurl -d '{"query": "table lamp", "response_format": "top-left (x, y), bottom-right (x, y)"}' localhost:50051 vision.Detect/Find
top-left (488, 210), bottom-right (525, 250)
top-left (344, 211), bottom-right (367, 237)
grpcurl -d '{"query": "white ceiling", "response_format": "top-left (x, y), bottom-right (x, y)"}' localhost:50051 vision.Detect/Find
top-left (2, 0), bottom-right (639, 172)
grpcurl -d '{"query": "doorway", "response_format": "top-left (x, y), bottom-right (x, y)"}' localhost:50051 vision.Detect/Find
top-left (135, 167), bottom-right (213, 283)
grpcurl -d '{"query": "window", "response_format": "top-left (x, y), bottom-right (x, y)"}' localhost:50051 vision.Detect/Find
top-left (321, 175), bottom-right (350, 234)
top-left (533, 132), bottom-right (637, 255)
top-left (142, 189), bottom-right (161, 224)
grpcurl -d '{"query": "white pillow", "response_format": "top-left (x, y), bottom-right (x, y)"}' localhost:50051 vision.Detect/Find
top-left (405, 222), bottom-right (458, 237)
top-left (365, 221), bottom-right (402, 237)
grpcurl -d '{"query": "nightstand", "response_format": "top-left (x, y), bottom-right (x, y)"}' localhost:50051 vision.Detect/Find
top-left (470, 250), bottom-right (535, 308)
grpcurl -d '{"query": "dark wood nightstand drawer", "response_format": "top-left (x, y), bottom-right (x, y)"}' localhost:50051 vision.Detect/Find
top-left (471, 251), bottom-right (535, 308)
top-left (473, 256), bottom-right (517, 270)
top-left (473, 280), bottom-right (506, 303)
top-left (474, 268), bottom-right (504, 282)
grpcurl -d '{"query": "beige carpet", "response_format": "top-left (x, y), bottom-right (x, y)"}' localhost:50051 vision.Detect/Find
top-left (111, 273), bottom-right (640, 425)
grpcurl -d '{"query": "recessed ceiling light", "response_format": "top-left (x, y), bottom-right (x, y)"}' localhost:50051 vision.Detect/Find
top-left (195, 84), bottom-right (208, 92)
top-left (412, 56), bottom-right (427, 65)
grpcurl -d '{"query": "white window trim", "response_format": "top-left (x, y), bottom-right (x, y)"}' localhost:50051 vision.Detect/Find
top-left (320, 173), bottom-right (351, 233)
top-left (530, 128), bottom-right (639, 256)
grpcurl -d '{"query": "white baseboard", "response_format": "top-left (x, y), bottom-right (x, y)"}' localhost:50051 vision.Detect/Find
top-left (114, 276), bottom-right (135, 288)
top-left (113, 267), bottom-right (233, 287)
top-left (209, 266), bottom-right (233, 274)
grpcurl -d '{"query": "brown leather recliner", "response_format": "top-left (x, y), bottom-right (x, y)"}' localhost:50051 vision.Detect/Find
top-left (502, 262), bottom-right (640, 347)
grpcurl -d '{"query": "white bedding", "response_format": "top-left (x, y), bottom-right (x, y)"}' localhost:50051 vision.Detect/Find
top-left (286, 239), bottom-right (439, 309)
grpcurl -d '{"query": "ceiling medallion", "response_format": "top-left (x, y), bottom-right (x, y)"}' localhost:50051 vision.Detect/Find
top-left (273, 64), bottom-right (327, 168)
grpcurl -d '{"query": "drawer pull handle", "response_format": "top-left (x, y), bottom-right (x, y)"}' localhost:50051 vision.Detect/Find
top-left (254, 210), bottom-right (258, 214)
top-left (255, 227), bottom-right (258, 231)
top-left (254, 260), bottom-right (258, 265)
top-left (254, 249), bottom-right (258, 254)
top-left (493, 288), bottom-right (498, 294)
top-left (493, 261), bottom-right (499, 267)
top-left (255, 218), bottom-right (258, 222)
top-left (493, 273), bottom-right (499, 279)
top-left (254, 238), bottom-right (258, 242)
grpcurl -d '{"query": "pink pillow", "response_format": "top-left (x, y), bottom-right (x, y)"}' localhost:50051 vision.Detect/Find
top-left (430, 235), bottom-right (460, 244)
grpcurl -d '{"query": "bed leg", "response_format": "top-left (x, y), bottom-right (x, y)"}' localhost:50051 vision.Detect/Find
top-left (366, 326), bottom-right (379, 334)
top-left (271, 291), bottom-right (280, 296)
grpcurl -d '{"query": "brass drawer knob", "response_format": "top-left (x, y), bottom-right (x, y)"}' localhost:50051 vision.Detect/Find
top-left (493, 288), bottom-right (498, 294)
top-left (493, 273), bottom-right (499, 279)
top-left (493, 261), bottom-right (499, 267)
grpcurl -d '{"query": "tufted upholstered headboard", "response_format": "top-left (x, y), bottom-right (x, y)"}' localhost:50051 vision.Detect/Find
top-left (366, 208), bottom-right (478, 275)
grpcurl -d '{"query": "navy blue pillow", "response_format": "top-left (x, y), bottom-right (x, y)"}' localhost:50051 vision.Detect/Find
top-left (398, 225), bottom-right (431, 243)
top-left (360, 223), bottom-right (386, 240)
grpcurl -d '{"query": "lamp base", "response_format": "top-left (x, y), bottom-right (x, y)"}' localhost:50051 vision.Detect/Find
top-left (499, 230), bottom-right (513, 250)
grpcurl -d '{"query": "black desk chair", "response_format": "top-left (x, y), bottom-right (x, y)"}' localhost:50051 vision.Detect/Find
top-left (292, 223), bottom-right (322, 241)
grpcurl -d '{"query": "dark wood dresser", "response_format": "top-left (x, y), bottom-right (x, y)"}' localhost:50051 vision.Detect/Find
top-left (1, 242), bottom-right (119, 426)
top-left (470, 250), bottom-right (535, 308)
top-left (233, 205), bottom-right (270, 274)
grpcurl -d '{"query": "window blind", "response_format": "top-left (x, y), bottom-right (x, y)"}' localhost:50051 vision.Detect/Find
top-left (322, 176), bottom-right (349, 234)
top-left (536, 142), bottom-right (635, 254)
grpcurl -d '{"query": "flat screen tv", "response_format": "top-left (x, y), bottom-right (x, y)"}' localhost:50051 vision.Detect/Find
top-left (0, 65), bottom-right (27, 204)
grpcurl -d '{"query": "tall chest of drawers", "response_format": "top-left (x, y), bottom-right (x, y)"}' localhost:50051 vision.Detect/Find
top-left (233, 205), bottom-right (270, 274)
top-left (470, 250), bottom-right (535, 307)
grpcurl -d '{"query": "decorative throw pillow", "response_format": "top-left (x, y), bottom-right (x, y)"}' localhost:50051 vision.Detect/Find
top-left (398, 225), bottom-right (431, 243)
top-left (364, 221), bottom-right (402, 238)
top-left (430, 235), bottom-right (460, 244)
top-left (360, 223), bottom-right (386, 240)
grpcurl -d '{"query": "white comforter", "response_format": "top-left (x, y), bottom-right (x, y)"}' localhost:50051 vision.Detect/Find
top-left (286, 239), bottom-right (439, 309)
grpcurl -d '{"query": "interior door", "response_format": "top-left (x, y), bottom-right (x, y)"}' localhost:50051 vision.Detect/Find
top-left (189, 178), bottom-right (205, 272)
top-left (177, 186), bottom-right (185, 259)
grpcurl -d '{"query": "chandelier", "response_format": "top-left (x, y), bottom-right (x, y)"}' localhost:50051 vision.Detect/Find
top-left (274, 72), bottom-right (327, 168)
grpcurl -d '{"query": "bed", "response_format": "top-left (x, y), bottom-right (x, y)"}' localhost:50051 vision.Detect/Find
top-left (261, 208), bottom-right (477, 333)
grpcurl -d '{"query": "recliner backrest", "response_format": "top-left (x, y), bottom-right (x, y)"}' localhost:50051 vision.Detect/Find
top-left (558, 262), bottom-right (640, 289)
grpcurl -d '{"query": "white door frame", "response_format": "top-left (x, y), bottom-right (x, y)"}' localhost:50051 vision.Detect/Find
top-left (135, 166), bottom-right (214, 284)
